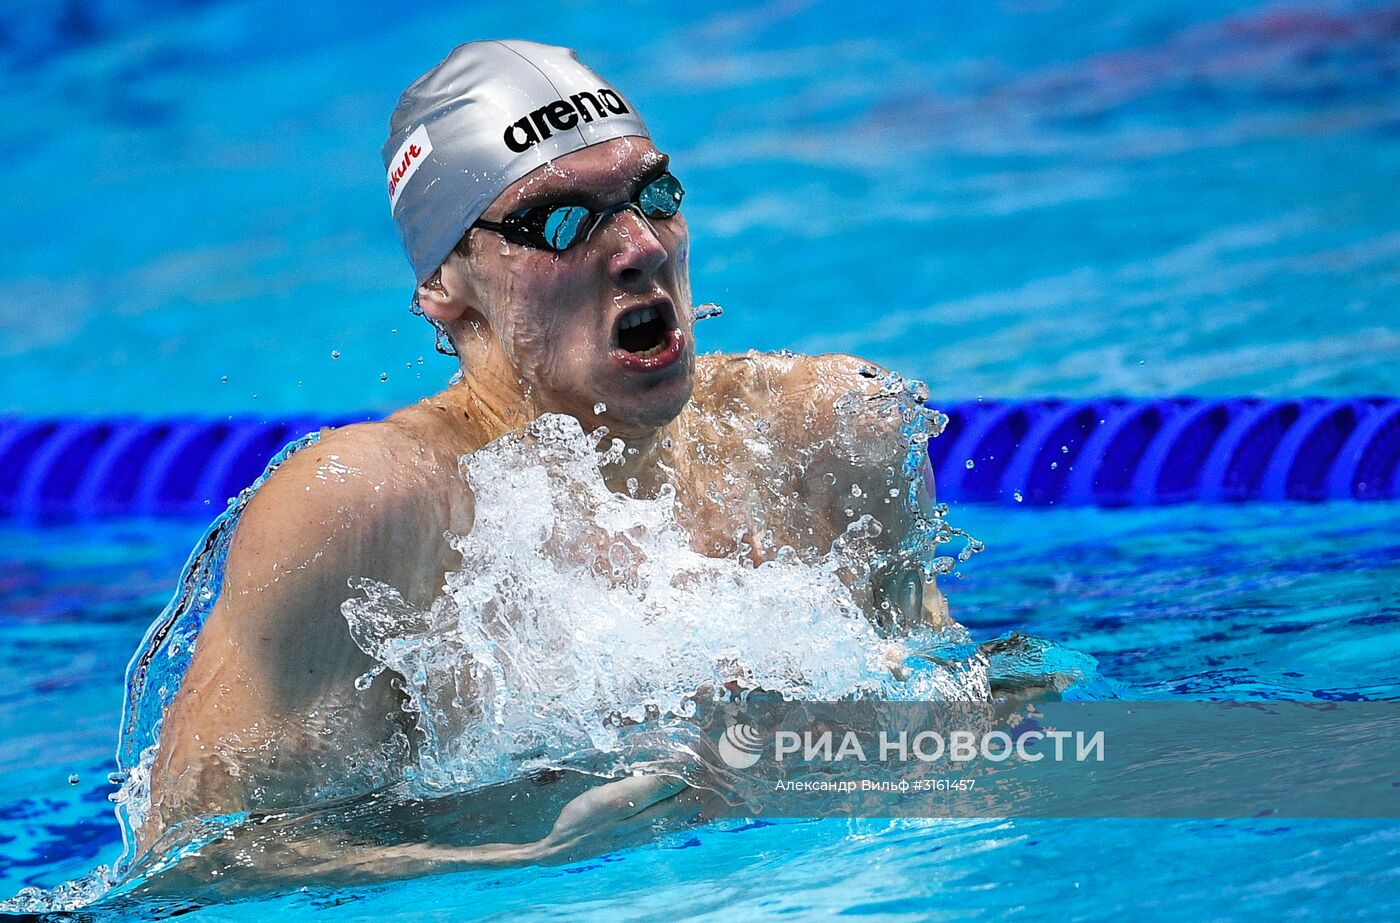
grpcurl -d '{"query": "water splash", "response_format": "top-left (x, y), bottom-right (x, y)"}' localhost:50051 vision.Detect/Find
top-left (341, 373), bottom-right (990, 794)
top-left (691, 302), bottom-right (724, 322)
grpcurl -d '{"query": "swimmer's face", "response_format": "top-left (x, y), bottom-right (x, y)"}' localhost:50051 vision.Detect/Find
top-left (428, 138), bottom-right (695, 437)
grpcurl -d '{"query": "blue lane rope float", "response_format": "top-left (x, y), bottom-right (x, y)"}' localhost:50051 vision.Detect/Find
top-left (1, 397), bottom-right (1397, 519)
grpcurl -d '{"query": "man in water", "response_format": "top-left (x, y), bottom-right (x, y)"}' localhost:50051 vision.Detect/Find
top-left (140, 40), bottom-right (949, 886)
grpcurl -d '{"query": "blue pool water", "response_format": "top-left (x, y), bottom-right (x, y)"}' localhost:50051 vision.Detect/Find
top-left (3, 0), bottom-right (1399, 918)
top-left (3, 505), bottom-right (1399, 918)
top-left (4, 0), bottom-right (1398, 415)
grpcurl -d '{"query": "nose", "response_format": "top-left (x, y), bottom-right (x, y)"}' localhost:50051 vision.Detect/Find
top-left (604, 206), bottom-right (669, 289)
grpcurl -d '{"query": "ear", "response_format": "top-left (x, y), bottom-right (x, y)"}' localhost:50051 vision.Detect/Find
top-left (415, 260), bottom-right (476, 325)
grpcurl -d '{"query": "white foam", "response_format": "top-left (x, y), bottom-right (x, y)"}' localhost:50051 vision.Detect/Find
top-left (343, 411), bottom-right (987, 794)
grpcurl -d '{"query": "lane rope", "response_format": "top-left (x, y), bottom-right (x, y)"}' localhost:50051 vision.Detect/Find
top-left (2, 397), bottom-right (1396, 518)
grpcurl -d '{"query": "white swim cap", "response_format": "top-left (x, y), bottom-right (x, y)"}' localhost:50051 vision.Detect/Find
top-left (382, 40), bottom-right (651, 284)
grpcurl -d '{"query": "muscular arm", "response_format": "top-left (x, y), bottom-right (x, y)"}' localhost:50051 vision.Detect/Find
top-left (143, 423), bottom-right (459, 841)
top-left (126, 773), bottom-right (700, 901)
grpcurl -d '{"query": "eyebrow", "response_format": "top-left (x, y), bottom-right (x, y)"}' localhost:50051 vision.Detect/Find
top-left (513, 154), bottom-right (670, 211)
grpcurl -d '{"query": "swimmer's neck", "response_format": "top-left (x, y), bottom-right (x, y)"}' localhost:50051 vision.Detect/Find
top-left (448, 345), bottom-right (538, 436)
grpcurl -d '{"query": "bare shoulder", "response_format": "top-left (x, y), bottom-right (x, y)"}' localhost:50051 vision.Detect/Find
top-left (224, 413), bottom-right (470, 617)
top-left (694, 350), bottom-right (895, 427)
top-left (237, 420), bottom-right (437, 548)
top-left (697, 349), bottom-right (888, 393)
top-left (692, 350), bottom-right (928, 504)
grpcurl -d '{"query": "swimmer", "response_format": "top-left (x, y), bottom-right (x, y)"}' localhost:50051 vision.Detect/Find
top-left (137, 40), bottom-right (951, 890)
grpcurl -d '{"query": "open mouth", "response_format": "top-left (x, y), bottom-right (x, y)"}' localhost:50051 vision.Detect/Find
top-left (616, 304), bottom-right (672, 357)
top-left (611, 301), bottom-right (684, 371)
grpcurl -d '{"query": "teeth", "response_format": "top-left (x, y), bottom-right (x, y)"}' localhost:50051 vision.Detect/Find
top-left (619, 306), bottom-right (658, 330)
top-left (633, 336), bottom-right (670, 359)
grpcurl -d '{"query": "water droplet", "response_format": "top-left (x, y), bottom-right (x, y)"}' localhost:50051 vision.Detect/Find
top-left (220, 375), bottom-right (228, 384)
top-left (964, 459), bottom-right (975, 469)
top-left (626, 477), bottom-right (639, 496)
top-left (67, 773), bottom-right (80, 785)
top-left (594, 402), bottom-right (607, 414)
top-left (391, 328), bottom-right (398, 335)
top-left (331, 350), bottom-right (341, 359)
top-left (417, 356), bottom-right (425, 365)
top-left (499, 238), bottom-right (511, 255)
top-left (850, 484), bottom-right (863, 498)
top-left (354, 664), bottom-right (386, 691)
top-left (380, 372), bottom-right (389, 382)
top-left (1013, 491), bottom-right (1024, 503)
top-left (1060, 445), bottom-right (1069, 454)
top-left (1050, 461), bottom-right (1058, 470)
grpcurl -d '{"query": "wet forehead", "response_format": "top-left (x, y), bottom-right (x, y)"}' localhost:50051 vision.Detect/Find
top-left (490, 139), bottom-right (668, 215)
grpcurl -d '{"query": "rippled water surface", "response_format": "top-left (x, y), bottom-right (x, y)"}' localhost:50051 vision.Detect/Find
top-left (2, 0), bottom-right (1399, 918)
top-left (3, 0), bottom-right (1399, 413)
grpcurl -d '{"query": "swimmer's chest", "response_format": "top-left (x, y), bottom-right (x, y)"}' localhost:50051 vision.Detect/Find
top-left (668, 438), bottom-right (848, 565)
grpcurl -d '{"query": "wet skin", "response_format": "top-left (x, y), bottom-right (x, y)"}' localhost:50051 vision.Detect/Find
top-left (142, 138), bottom-right (948, 882)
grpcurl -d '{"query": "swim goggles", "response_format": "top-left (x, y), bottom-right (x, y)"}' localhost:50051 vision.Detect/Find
top-left (472, 172), bottom-right (684, 252)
